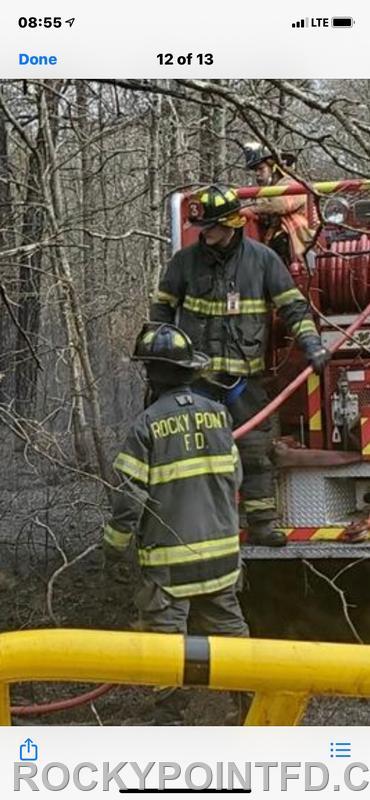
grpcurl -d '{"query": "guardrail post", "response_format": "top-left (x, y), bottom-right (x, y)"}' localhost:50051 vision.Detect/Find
top-left (0, 683), bottom-right (11, 725)
top-left (245, 691), bottom-right (308, 725)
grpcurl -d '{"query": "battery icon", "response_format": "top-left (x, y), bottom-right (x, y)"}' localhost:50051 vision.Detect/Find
top-left (331, 17), bottom-right (353, 27)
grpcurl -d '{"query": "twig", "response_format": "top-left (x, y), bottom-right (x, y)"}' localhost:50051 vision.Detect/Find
top-left (0, 282), bottom-right (43, 370)
top-left (302, 559), bottom-right (363, 644)
top-left (90, 702), bottom-right (104, 726)
top-left (34, 515), bottom-right (99, 625)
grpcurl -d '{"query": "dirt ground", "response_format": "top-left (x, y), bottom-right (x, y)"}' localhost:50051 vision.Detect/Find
top-left (4, 547), bottom-right (370, 727)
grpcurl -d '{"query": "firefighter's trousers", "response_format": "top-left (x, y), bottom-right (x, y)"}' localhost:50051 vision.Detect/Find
top-left (135, 579), bottom-right (249, 725)
top-left (195, 376), bottom-right (277, 528)
top-left (228, 377), bottom-right (277, 527)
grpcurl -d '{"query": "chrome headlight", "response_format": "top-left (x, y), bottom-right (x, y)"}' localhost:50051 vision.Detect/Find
top-left (322, 196), bottom-right (350, 225)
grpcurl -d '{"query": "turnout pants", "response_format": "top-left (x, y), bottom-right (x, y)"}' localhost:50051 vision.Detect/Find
top-left (135, 580), bottom-right (249, 725)
top-left (228, 377), bottom-right (277, 527)
top-left (195, 376), bottom-right (277, 528)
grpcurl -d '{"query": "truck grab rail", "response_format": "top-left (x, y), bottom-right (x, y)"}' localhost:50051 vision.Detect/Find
top-left (237, 179), bottom-right (370, 199)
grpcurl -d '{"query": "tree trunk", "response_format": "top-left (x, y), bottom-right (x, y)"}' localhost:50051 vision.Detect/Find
top-left (15, 83), bottom-right (60, 416)
top-left (75, 81), bottom-right (96, 359)
top-left (39, 87), bottom-right (110, 486)
top-left (0, 106), bottom-right (15, 402)
top-left (199, 99), bottom-right (214, 182)
top-left (148, 92), bottom-right (162, 295)
top-left (213, 97), bottom-right (227, 181)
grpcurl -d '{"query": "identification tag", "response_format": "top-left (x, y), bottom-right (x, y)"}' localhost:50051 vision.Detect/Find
top-left (226, 291), bottom-right (240, 315)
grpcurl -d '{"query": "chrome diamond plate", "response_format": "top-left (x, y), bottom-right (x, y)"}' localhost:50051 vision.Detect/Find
top-left (278, 470), bottom-right (355, 526)
top-left (241, 542), bottom-right (370, 560)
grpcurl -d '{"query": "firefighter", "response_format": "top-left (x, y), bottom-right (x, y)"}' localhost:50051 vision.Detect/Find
top-left (243, 142), bottom-right (312, 264)
top-left (150, 185), bottom-right (330, 546)
top-left (103, 322), bottom-right (249, 725)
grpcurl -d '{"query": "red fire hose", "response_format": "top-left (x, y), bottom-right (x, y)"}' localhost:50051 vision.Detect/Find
top-left (233, 300), bottom-right (370, 441)
top-left (11, 683), bottom-right (114, 717)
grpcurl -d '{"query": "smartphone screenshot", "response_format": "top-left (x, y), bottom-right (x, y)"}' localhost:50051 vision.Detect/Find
top-left (0, 1), bottom-right (369, 796)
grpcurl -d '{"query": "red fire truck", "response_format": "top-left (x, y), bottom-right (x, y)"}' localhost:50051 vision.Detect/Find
top-left (170, 180), bottom-right (370, 560)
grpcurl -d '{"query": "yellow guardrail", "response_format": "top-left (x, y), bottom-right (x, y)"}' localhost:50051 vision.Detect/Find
top-left (1, 630), bottom-right (370, 726)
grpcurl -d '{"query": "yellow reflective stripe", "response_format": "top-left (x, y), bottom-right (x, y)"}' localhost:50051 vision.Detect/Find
top-left (183, 295), bottom-right (267, 316)
top-left (361, 416), bottom-right (370, 455)
top-left (153, 290), bottom-right (179, 309)
top-left (255, 181), bottom-right (364, 199)
top-left (183, 297), bottom-right (224, 315)
top-left (291, 320), bottom-right (317, 337)
top-left (103, 525), bottom-right (133, 550)
top-left (308, 373), bottom-right (320, 395)
top-left (239, 299), bottom-right (267, 313)
top-left (242, 498), bottom-right (276, 511)
top-left (312, 181), bottom-right (342, 195)
top-left (257, 186), bottom-right (290, 198)
top-left (138, 534), bottom-right (240, 566)
top-left (208, 356), bottom-right (265, 376)
top-left (150, 454), bottom-right (235, 485)
top-left (311, 527), bottom-right (346, 541)
top-left (225, 189), bottom-right (238, 202)
top-left (310, 410), bottom-right (322, 431)
top-left (231, 443), bottom-right (239, 465)
top-left (114, 452), bottom-right (149, 484)
top-left (273, 288), bottom-right (304, 308)
top-left (164, 569), bottom-right (240, 598)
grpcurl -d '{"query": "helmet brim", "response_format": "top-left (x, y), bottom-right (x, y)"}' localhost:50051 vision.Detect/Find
top-left (190, 219), bottom-right (220, 229)
top-left (132, 351), bottom-right (210, 370)
top-left (191, 214), bottom-right (238, 228)
top-left (247, 156), bottom-right (272, 170)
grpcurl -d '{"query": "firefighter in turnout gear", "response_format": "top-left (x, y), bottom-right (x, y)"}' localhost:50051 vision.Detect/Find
top-left (150, 185), bottom-right (330, 547)
top-left (103, 322), bottom-right (249, 724)
top-left (243, 142), bottom-right (313, 264)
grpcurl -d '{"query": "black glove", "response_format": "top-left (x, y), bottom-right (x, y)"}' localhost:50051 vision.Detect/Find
top-left (306, 345), bottom-right (331, 374)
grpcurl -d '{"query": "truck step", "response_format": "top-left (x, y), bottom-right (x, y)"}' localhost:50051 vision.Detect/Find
top-left (241, 541), bottom-right (370, 560)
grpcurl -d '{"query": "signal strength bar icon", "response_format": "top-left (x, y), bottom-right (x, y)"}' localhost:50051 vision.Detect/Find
top-left (292, 18), bottom-right (309, 27)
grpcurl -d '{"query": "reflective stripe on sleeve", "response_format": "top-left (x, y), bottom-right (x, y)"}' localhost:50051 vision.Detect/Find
top-left (153, 290), bottom-right (179, 309)
top-left (114, 452), bottom-right (149, 484)
top-left (273, 287), bottom-right (305, 308)
top-left (231, 443), bottom-right (239, 465)
top-left (103, 525), bottom-right (133, 550)
top-left (291, 319), bottom-right (318, 337)
top-left (208, 356), bottom-right (265, 376)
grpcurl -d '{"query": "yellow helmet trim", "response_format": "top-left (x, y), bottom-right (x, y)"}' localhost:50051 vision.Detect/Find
top-left (142, 331), bottom-right (155, 344)
top-left (173, 332), bottom-right (187, 348)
